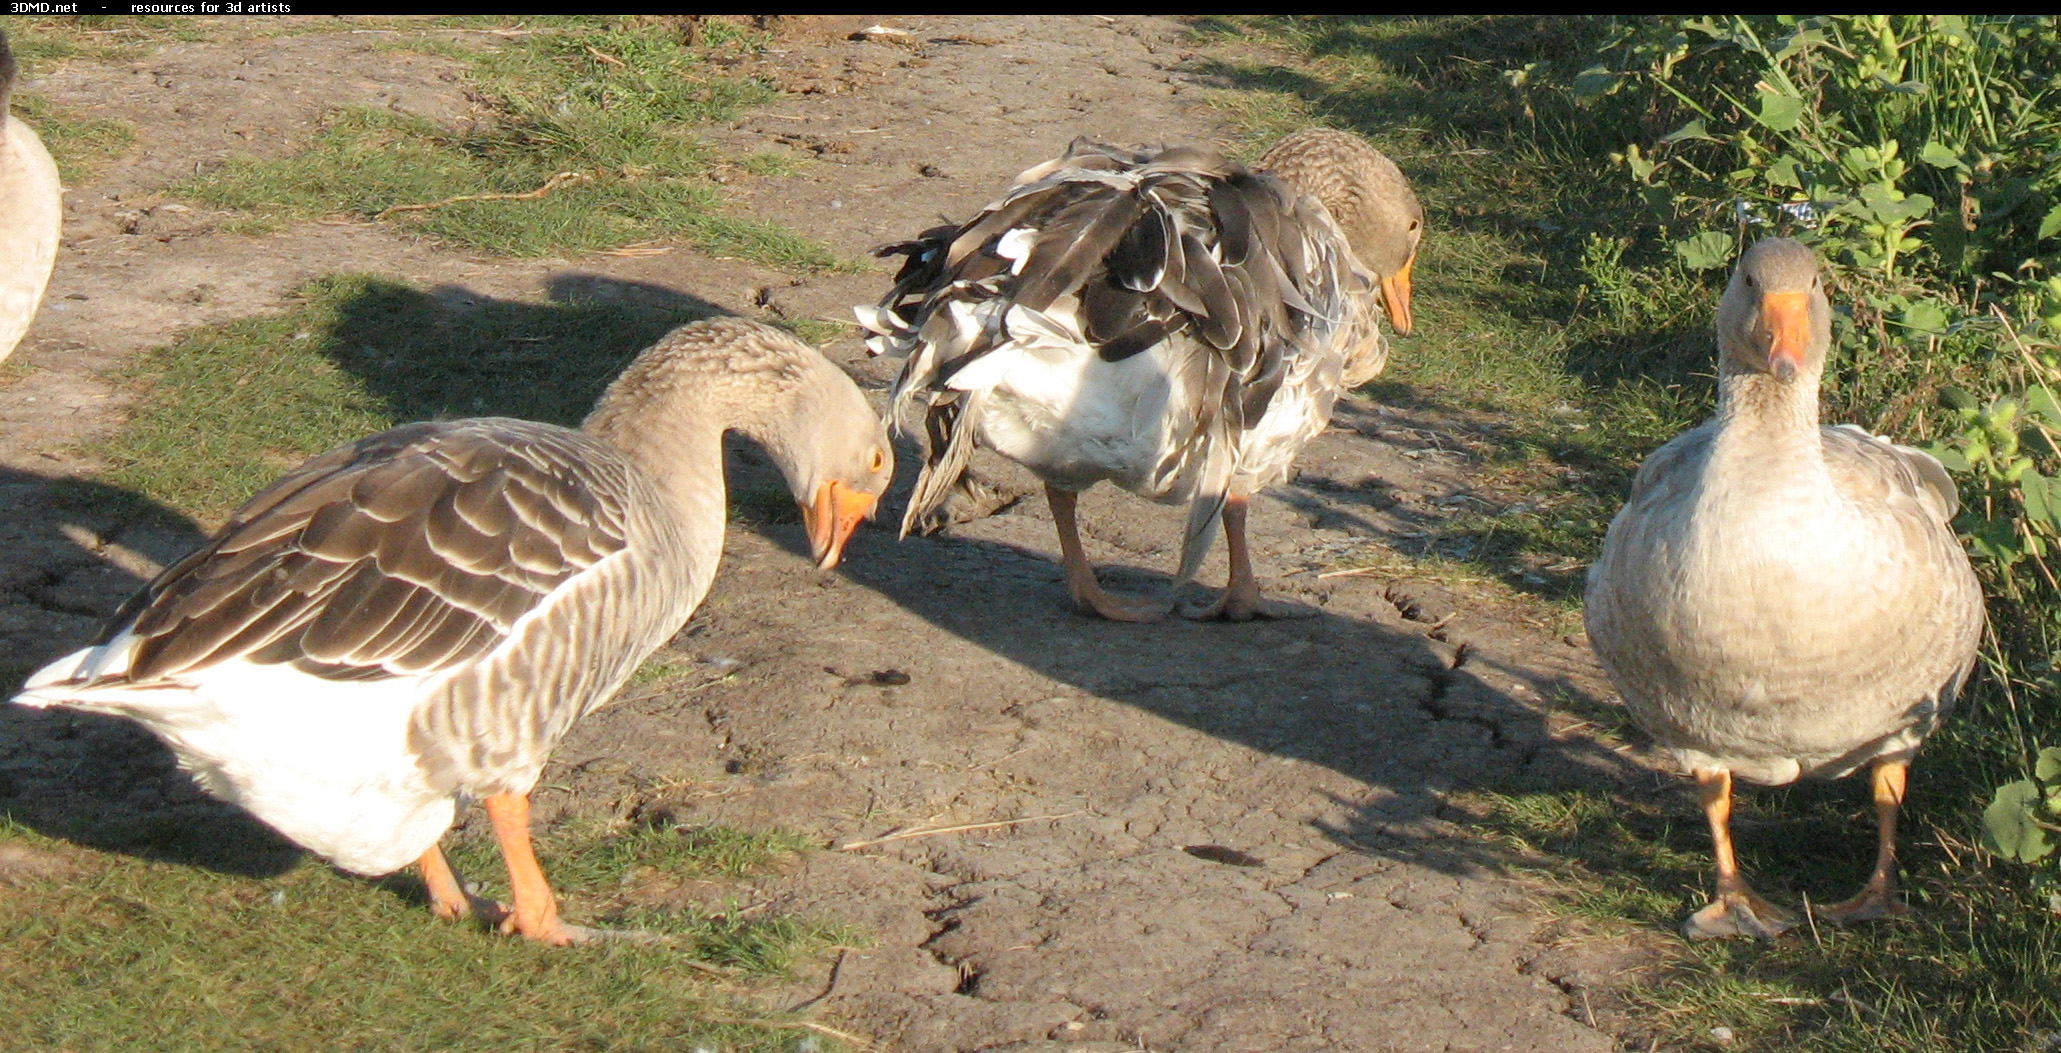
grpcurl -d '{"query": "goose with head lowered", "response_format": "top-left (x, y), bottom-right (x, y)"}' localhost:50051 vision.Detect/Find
top-left (857, 129), bottom-right (1421, 621)
top-left (1584, 238), bottom-right (1983, 939)
top-left (14, 317), bottom-right (893, 945)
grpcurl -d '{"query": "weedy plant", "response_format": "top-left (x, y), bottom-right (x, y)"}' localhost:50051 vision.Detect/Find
top-left (1575, 16), bottom-right (2061, 429)
top-left (1929, 324), bottom-right (2061, 866)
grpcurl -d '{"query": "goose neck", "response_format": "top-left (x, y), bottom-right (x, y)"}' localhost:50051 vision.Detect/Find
top-left (1716, 371), bottom-right (1821, 452)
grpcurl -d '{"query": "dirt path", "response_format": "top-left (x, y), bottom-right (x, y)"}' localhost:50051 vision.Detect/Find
top-left (0, 16), bottom-right (1661, 1051)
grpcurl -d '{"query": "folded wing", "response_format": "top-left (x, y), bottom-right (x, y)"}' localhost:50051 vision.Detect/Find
top-left (90, 419), bottom-right (633, 687)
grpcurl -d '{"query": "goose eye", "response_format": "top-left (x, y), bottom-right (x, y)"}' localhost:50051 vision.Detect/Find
top-left (1744, 275), bottom-right (1756, 288)
top-left (868, 447), bottom-right (886, 473)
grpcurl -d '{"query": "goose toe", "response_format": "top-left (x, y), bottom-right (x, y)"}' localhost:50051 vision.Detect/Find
top-left (1684, 890), bottom-right (1798, 941)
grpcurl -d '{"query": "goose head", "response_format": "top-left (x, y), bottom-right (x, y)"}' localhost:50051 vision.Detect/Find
top-left (1257, 128), bottom-right (1424, 335)
top-left (586, 317), bottom-right (894, 570)
top-left (772, 353), bottom-right (895, 570)
top-left (1715, 238), bottom-right (1832, 384)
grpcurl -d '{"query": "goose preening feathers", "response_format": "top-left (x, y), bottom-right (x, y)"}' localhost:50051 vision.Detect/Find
top-left (1584, 238), bottom-right (1983, 938)
top-left (857, 130), bottom-right (1421, 621)
top-left (13, 318), bottom-right (893, 944)
top-left (0, 29), bottom-right (63, 366)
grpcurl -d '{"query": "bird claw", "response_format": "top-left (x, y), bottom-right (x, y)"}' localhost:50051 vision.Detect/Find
top-left (464, 893), bottom-right (664, 946)
top-left (1817, 887), bottom-right (1909, 926)
top-left (1069, 585), bottom-right (1171, 623)
top-left (1683, 891), bottom-right (1798, 940)
top-left (1178, 588), bottom-right (1319, 622)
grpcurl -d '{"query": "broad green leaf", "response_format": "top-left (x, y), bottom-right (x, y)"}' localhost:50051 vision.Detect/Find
top-left (2023, 471), bottom-right (2052, 525)
top-left (1573, 65), bottom-right (1617, 99)
top-left (2026, 384), bottom-right (2061, 427)
top-left (1623, 143), bottom-right (1656, 182)
top-left (1772, 26), bottom-right (1827, 61)
top-left (1681, 17), bottom-right (1726, 41)
top-left (1920, 141), bottom-right (1962, 169)
top-left (1852, 183), bottom-right (1935, 225)
top-left (1922, 442), bottom-right (1971, 473)
top-left (2038, 746), bottom-right (2061, 784)
top-left (1673, 231), bottom-right (1734, 270)
top-left (1660, 119), bottom-right (1715, 144)
top-left (2040, 203), bottom-right (2061, 240)
top-left (1972, 519), bottom-right (2026, 566)
top-left (1766, 156), bottom-right (1802, 189)
top-left (1938, 386), bottom-right (1980, 412)
top-left (1983, 779), bottom-right (2056, 863)
top-left (2025, 426), bottom-right (2059, 463)
top-left (1899, 300), bottom-right (1950, 334)
top-left (1755, 88), bottom-right (1805, 132)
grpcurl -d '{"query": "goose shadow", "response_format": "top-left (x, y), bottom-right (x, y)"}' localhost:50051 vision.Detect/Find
top-left (0, 469), bottom-right (303, 877)
top-left (749, 453), bottom-right (1646, 877)
top-left (320, 274), bottom-right (726, 428)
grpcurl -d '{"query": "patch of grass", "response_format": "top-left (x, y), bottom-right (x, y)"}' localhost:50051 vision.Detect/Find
top-left (443, 819), bottom-right (856, 975)
top-left (734, 150), bottom-right (806, 178)
top-left (730, 482), bottom-right (803, 529)
top-left (527, 820), bottom-right (812, 889)
top-left (0, 14), bottom-right (213, 63)
top-left (0, 16), bottom-right (614, 67)
top-left (627, 656), bottom-right (697, 689)
top-left (783, 317), bottom-right (852, 348)
top-left (0, 356), bottom-right (35, 389)
top-left (1460, 701), bottom-right (2061, 1051)
top-left (97, 290), bottom-right (392, 522)
top-left (1197, 18), bottom-right (2061, 1051)
top-left (171, 19), bottom-right (846, 268)
top-left (6, 91), bottom-right (135, 183)
top-left (0, 816), bottom-right (852, 1052)
top-left (96, 272), bottom-right (720, 523)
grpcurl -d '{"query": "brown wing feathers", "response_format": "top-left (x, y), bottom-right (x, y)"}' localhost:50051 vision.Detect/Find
top-left (120, 421), bottom-right (629, 683)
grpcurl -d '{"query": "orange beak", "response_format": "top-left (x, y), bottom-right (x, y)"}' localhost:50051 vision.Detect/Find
top-left (802, 481), bottom-right (879, 570)
top-left (1380, 254), bottom-right (1415, 337)
top-left (1761, 291), bottom-right (1811, 381)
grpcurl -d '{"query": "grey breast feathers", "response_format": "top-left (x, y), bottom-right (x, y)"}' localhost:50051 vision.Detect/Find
top-left (868, 137), bottom-right (1359, 528)
top-left (102, 419), bottom-right (633, 684)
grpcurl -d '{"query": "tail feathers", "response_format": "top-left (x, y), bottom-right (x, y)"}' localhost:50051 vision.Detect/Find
top-left (14, 625), bottom-right (145, 707)
top-left (15, 646), bottom-right (105, 707)
top-left (898, 391), bottom-right (985, 539)
top-left (1171, 439), bottom-right (1235, 587)
top-left (1173, 490), bottom-right (1225, 588)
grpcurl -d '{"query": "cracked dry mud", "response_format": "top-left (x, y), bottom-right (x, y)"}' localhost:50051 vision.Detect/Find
top-left (0, 16), bottom-right (1667, 1052)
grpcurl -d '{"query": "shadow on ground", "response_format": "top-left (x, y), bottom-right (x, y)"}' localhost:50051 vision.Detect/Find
top-left (322, 273), bottom-right (728, 427)
top-left (0, 468), bottom-right (300, 877)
